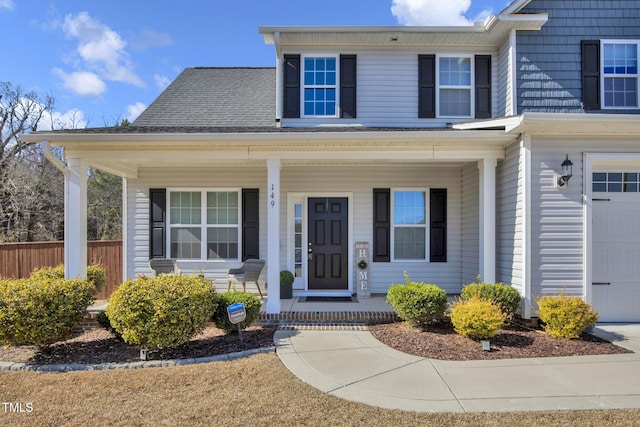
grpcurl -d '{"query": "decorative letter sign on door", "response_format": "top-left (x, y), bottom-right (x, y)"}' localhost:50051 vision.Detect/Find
top-left (355, 242), bottom-right (371, 298)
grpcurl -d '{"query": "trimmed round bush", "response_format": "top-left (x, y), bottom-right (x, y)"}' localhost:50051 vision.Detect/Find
top-left (280, 270), bottom-right (294, 285)
top-left (449, 297), bottom-right (506, 340)
top-left (461, 282), bottom-right (521, 318)
top-left (386, 273), bottom-right (447, 328)
top-left (212, 291), bottom-right (262, 333)
top-left (0, 277), bottom-right (96, 348)
top-left (30, 264), bottom-right (108, 294)
top-left (106, 275), bottom-right (216, 349)
top-left (536, 292), bottom-right (598, 339)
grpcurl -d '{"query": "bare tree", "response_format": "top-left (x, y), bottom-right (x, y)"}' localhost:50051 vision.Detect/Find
top-left (0, 82), bottom-right (59, 242)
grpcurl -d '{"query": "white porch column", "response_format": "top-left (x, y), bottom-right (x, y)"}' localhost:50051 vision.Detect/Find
top-left (478, 157), bottom-right (497, 284)
top-left (266, 159), bottom-right (281, 313)
top-left (65, 158), bottom-right (88, 279)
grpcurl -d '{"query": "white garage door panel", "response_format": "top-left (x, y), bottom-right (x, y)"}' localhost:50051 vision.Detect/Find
top-left (593, 197), bottom-right (640, 322)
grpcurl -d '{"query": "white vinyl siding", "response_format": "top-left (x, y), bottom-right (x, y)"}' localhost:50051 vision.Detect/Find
top-left (497, 33), bottom-right (514, 117)
top-left (281, 165), bottom-right (463, 294)
top-left (126, 168), bottom-right (266, 291)
top-left (461, 162), bottom-right (479, 286)
top-left (496, 142), bottom-right (525, 300)
top-left (282, 50), bottom-right (497, 128)
top-left (529, 140), bottom-right (584, 300)
top-left (127, 164), bottom-right (471, 294)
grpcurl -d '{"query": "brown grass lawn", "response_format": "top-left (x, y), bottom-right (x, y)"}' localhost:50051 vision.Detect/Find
top-left (1, 353), bottom-right (638, 426)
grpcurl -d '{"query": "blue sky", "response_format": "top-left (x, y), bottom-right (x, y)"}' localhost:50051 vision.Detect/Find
top-left (1, 0), bottom-right (510, 129)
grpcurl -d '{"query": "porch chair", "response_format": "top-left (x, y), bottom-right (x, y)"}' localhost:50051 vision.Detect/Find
top-left (149, 258), bottom-right (181, 276)
top-left (227, 259), bottom-right (265, 298)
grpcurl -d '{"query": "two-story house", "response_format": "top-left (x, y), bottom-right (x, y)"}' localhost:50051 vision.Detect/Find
top-left (24, 0), bottom-right (640, 321)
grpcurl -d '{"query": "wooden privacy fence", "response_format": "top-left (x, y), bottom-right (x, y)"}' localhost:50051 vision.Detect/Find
top-left (0, 240), bottom-right (122, 299)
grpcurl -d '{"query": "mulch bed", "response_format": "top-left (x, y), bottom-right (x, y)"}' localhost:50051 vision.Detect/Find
top-left (0, 320), bottom-right (633, 365)
top-left (0, 325), bottom-right (276, 365)
top-left (368, 319), bottom-right (633, 361)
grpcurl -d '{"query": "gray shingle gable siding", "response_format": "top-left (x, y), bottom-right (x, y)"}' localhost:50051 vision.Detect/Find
top-left (134, 67), bottom-right (276, 128)
top-left (516, 0), bottom-right (640, 114)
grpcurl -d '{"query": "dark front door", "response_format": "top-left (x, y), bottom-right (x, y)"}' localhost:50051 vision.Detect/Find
top-left (308, 198), bottom-right (348, 290)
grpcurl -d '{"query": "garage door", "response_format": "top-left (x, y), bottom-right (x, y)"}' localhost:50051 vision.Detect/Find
top-left (592, 172), bottom-right (640, 322)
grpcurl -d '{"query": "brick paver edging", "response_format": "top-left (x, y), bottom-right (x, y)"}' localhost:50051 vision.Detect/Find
top-left (0, 346), bottom-right (275, 372)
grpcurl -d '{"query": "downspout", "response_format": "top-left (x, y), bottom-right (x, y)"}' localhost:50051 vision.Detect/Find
top-left (274, 31), bottom-right (283, 127)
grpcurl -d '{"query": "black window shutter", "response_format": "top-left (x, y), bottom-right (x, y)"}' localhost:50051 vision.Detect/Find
top-left (340, 54), bottom-right (357, 118)
top-left (242, 189), bottom-right (260, 261)
top-left (475, 55), bottom-right (492, 119)
top-left (582, 40), bottom-right (601, 110)
top-left (283, 54), bottom-right (301, 118)
top-left (418, 54), bottom-right (436, 118)
top-left (430, 189), bottom-right (447, 263)
top-left (373, 188), bottom-right (390, 262)
top-left (149, 188), bottom-right (166, 259)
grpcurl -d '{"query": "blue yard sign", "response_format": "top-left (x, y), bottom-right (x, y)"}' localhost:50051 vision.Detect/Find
top-left (226, 303), bottom-right (246, 344)
top-left (227, 303), bottom-right (246, 324)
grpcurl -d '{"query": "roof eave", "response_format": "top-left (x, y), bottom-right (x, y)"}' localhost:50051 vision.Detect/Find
top-left (454, 113), bottom-right (640, 136)
top-left (21, 129), bottom-right (515, 148)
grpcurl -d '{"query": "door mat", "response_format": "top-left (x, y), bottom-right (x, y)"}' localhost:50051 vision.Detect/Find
top-left (298, 296), bottom-right (358, 303)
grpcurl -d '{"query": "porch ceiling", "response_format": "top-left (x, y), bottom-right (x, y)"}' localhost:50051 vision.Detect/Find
top-left (23, 129), bottom-right (515, 179)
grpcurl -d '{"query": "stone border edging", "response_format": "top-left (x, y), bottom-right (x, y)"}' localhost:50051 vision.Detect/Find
top-left (0, 346), bottom-right (275, 372)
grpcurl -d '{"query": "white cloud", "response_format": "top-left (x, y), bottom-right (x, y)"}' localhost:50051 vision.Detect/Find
top-left (126, 102), bottom-right (146, 122)
top-left (391, 0), bottom-right (491, 26)
top-left (0, 0), bottom-right (14, 11)
top-left (154, 74), bottom-right (171, 90)
top-left (39, 108), bottom-right (88, 131)
top-left (53, 68), bottom-right (107, 96)
top-left (60, 12), bottom-right (144, 87)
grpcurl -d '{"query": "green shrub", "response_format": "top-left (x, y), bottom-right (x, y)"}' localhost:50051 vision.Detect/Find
top-left (29, 265), bottom-right (65, 281)
top-left (536, 292), bottom-right (598, 339)
top-left (106, 275), bottom-right (216, 349)
top-left (30, 264), bottom-right (107, 293)
top-left (461, 282), bottom-right (521, 318)
top-left (87, 264), bottom-right (107, 293)
top-left (0, 277), bottom-right (96, 348)
top-left (212, 291), bottom-right (262, 333)
top-left (449, 297), bottom-right (506, 340)
top-left (386, 272), bottom-right (447, 328)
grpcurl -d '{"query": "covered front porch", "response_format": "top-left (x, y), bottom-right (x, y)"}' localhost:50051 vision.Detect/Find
top-left (24, 127), bottom-right (517, 314)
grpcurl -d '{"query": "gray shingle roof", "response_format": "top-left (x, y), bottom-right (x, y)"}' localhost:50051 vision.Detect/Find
top-left (133, 67), bottom-right (276, 128)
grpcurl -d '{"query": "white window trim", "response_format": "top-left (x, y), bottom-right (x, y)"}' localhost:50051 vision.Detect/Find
top-left (167, 188), bottom-right (242, 262)
top-left (436, 54), bottom-right (474, 119)
top-left (287, 196), bottom-right (306, 290)
top-left (391, 188), bottom-right (430, 262)
top-left (301, 54), bottom-right (340, 118)
top-left (600, 39), bottom-right (640, 110)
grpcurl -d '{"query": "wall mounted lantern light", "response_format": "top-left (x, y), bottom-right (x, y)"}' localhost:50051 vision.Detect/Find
top-left (555, 154), bottom-right (573, 189)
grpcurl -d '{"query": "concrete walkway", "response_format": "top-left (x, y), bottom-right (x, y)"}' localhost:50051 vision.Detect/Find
top-left (274, 324), bottom-right (640, 413)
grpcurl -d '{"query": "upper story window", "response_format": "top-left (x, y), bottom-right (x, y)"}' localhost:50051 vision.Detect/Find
top-left (303, 56), bottom-right (338, 117)
top-left (438, 56), bottom-right (473, 118)
top-left (168, 190), bottom-right (240, 261)
top-left (602, 41), bottom-right (639, 108)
